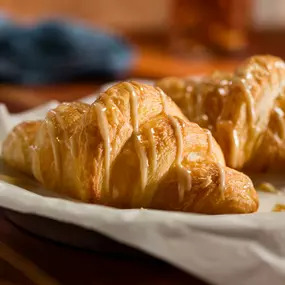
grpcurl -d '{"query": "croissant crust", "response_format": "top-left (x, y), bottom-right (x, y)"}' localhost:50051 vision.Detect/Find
top-left (2, 81), bottom-right (258, 214)
top-left (157, 55), bottom-right (285, 172)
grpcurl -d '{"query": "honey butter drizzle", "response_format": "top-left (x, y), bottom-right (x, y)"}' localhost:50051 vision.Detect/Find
top-left (223, 60), bottom-right (285, 168)
top-left (239, 78), bottom-right (256, 125)
top-left (229, 128), bottom-right (240, 168)
top-left (94, 103), bottom-right (111, 191)
top-left (124, 83), bottom-right (225, 202)
top-left (105, 96), bottom-right (119, 125)
top-left (157, 87), bottom-right (192, 202)
top-left (146, 127), bottom-right (157, 172)
top-left (44, 108), bottom-right (72, 179)
top-left (210, 68), bottom-right (256, 170)
top-left (219, 76), bottom-right (255, 169)
top-left (47, 103), bottom-right (112, 193)
top-left (205, 129), bottom-right (213, 155)
top-left (273, 107), bottom-right (285, 140)
top-left (205, 129), bottom-right (226, 196)
top-left (124, 82), bottom-right (149, 192)
top-left (33, 105), bottom-right (89, 185)
top-left (34, 109), bottom-right (66, 184)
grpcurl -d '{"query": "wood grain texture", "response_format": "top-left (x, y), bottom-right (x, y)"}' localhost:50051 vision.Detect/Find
top-left (0, 208), bottom-right (208, 285)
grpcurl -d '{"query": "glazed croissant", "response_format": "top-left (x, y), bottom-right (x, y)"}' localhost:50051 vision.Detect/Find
top-left (2, 81), bottom-right (258, 214)
top-left (157, 55), bottom-right (285, 172)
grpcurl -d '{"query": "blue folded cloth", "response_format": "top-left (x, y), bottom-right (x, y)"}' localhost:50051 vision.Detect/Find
top-left (0, 18), bottom-right (135, 85)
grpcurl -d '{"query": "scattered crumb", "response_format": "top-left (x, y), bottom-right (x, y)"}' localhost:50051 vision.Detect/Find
top-left (0, 174), bottom-right (18, 184)
top-left (272, 203), bottom-right (285, 212)
top-left (256, 182), bottom-right (279, 193)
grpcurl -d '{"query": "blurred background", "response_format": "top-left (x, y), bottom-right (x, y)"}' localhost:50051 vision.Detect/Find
top-left (1, 0), bottom-right (285, 112)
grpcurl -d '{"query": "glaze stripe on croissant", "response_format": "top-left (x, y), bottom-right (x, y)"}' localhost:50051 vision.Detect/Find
top-left (157, 55), bottom-right (285, 172)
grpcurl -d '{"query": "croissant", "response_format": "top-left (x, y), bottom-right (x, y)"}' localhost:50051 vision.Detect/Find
top-left (157, 55), bottom-right (285, 172)
top-left (2, 81), bottom-right (258, 214)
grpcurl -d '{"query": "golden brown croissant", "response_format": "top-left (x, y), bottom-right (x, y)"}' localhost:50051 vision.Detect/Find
top-left (2, 81), bottom-right (258, 214)
top-left (157, 55), bottom-right (285, 172)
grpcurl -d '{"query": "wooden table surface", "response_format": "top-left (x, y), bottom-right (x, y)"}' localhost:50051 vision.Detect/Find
top-left (0, 208), bottom-right (209, 285)
top-left (0, 79), bottom-right (210, 284)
